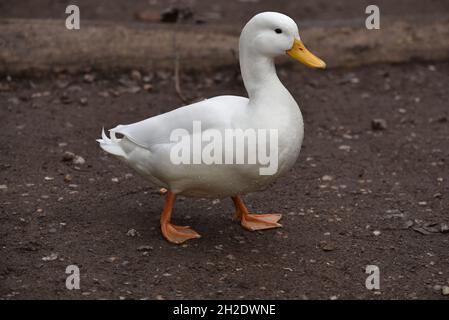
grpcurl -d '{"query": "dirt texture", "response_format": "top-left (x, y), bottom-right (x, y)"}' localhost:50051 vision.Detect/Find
top-left (1, 61), bottom-right (449, 299)
top-left (1, 0), bottom-right (449, 300)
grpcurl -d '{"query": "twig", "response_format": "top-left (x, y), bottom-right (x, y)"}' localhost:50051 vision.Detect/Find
top-left (172, 32), bottom-right (189, 104)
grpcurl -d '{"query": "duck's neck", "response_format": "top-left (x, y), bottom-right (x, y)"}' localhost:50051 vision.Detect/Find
top-left (239, 45), bottom-right (284, 101)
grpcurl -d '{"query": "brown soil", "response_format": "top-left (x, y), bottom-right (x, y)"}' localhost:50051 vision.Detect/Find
top-left (1, 0), bottom-right (449, 300)
top-left (1, 61), bottom-right (449, 299)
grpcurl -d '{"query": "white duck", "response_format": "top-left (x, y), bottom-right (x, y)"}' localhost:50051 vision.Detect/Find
top-left (98, 12), bottom-right (325, 244)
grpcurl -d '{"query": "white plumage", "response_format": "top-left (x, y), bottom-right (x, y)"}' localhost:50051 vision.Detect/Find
top-left (97, 12), bottom-right (325, 243)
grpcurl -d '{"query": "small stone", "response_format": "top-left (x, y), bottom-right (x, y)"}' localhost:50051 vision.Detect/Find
top-left (126, 86), bottom-right (141, 94)
top-left (371, 118), bottom-right (387, 131)
top-left (64, 174), bottom-right (73, 183)
top-left (319, 241), bottom-right (335, 251)
top-left (403, 220), bottom-right (414, 229)
top-left (42, 253), bottom-right (58, 261)
top-left (44, 176), bottom-right (54, 181)
top-left (143, 84), bottom-right (153, 92)
top-left (107, 256), bottom-right (119, 262)
top-left (83, 73), bottom-right (95, 83)
top-left (135, 10), bottom-right (161, 23)
top-left (226, 254), bottom-right (235, 260)
top-left (159, 188), bottom-right (168, 194)
top-left (137, 245), bottom-right (153, 251)
top-left (442, 286), bottom-right (449, 296)
top-left (0, 184), bottom-right (7, 191)
top-left (322, 175), bottom-right (333, 182)
top-left (49, 228), bottom-right (57, 233)
top-left (130, 70), bottom-right (142, 81)
top-left (73, 155), bottom-right (85, 165)
top-left (111, 177), bottom-right (119, 183)
top-left (373, 230), bottom-right (381, 236)
top-left (339, 145), bottom-right (351, 152)
top-left (127, 229), bottom-right (138, 237)
top-left (62, 151), bottom-right (75, 161)
top-left (440, 223), bottom-right (449, 233)
top-left (79, 97), bottom-right (88, 106)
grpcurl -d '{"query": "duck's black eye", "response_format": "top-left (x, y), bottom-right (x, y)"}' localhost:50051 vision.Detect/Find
top-left (274, 28), bottom-right (282, 34)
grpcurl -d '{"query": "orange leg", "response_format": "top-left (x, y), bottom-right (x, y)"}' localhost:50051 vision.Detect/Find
top-left (160, 191), bottom-right (201, 244)
top-left (231, 196), bottom-right (282, 231)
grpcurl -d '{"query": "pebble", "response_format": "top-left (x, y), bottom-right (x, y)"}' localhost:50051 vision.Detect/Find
top-left (0, 184), bottom-right (7, 191)
top-left (111, 177), bottom-right (119, 183)
top-left (130, 70), bottom-right (142, 82)
top-left (371, 118), bottom-right (387, 131)
top-left (64, 174), bottom-right (73, 182)
top-left (373, 230), bottom-right (381, 236)
top-left (440, 224), bottom-right (449, 233)
top-left (73, 155), bottom-right (86, 165)
top-left (79, 97), bottom-right (88, 106)
top-left (83, 74), bottom-right (95, 83)
top-left (137, 245), bottom-right (153, 251)
top-left (44, 176), bottom-right (54, 181)
top-left (442, 286), bottom-right (449, 296)
top-left (319, 241), bottom-right (335, 251)
top-left (42, 253), bottom-right (58, 261)
top-left (62, 151), bottom-right (75, 161)
top-left (127, 229), bottom-right (138, 237)
top-left (322, 175), bottom-right (333, 182)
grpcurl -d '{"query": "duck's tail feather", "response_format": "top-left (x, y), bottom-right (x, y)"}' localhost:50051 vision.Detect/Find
top-left (97, 128), bottom-right (127, 158)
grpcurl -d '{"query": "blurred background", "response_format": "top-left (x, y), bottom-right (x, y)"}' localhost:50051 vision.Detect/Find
top-left (1, 0), bottom-right (448, 24)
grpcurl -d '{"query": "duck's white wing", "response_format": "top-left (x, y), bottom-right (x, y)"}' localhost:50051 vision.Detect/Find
top-left (111, 95), bottom-right (249, 149)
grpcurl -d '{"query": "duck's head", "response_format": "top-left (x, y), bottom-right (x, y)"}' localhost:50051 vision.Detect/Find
top-left (240, 12), bottom-right (326, 69)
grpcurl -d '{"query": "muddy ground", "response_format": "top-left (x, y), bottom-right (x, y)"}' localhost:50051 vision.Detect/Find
top-left (2, 0), bottom-right (449, 24)
top-left (1, 0), bottom-right (449, 300)
top-left (1, 61), bottom-right (449, 300)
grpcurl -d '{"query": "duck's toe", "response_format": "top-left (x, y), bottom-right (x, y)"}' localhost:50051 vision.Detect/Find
top-left (241, 213), bottom-right (282, 231)
top-left (161, 223), bottom-right (201, 244)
